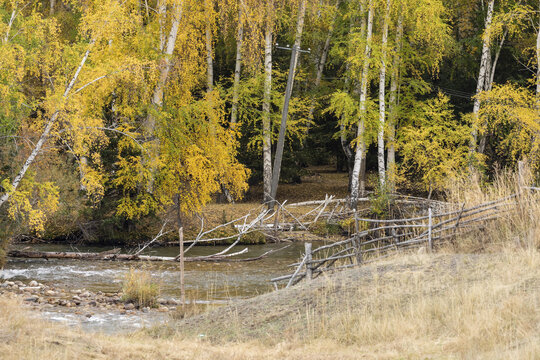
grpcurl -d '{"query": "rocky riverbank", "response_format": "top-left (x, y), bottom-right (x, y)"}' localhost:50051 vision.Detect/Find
top-left (0, 279), bottom-right (179, 318)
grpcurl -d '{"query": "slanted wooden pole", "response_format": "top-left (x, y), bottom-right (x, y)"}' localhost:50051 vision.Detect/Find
top-left (305, 242), bottom-right (313, 281)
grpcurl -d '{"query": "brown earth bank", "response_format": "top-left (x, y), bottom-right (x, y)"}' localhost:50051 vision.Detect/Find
top-left (0, 248), bottom-right (538, 359)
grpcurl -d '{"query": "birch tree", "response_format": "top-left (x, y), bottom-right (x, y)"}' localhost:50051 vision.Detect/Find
top-left (262, 0), bottom-right (274, 204)
top-left (230, 3), bottom-right (244, 124)
top-left (387, 12), bottom-right (403, 191)
top-left (471, 0), bottom-right (495, 154)
top-left (350, 0), bottom-right (373, 208)
top-left (377, 0), bottom-right (391, 187)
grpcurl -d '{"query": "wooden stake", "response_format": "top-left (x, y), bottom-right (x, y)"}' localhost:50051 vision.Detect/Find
top-left (179, 225), bottom-right (185, 311)
top-left (354, 209), bottom-right (359, 234)
top-left (428, 207), bottom-right (433, 252)
top-left (305, 242), bottom-right (313, 281)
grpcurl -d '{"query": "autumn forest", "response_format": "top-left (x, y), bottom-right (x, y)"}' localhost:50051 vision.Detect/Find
top-left (0, 0), bottom-right (539, 252)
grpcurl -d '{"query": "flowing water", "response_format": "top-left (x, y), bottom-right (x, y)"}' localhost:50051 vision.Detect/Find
top-left (1, 242), bottom-right (313, 333)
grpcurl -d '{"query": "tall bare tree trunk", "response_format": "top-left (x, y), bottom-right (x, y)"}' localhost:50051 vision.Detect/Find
top-left (269, 0), bottom-right (307, 207)
top-left (145, 2), bottom-right (183, 136)
top-left (230, 6), bottom-right (244, 124)
top-left (205, 18), bottom-right (214, 92)
top-left (537, 5), bottom-right (540, 102)
top-left (478, 29), bottom-right (506, 154)
top-left (262, 1), bottom-right (274, 204)
top-left (387, 13), bottom-right (403, 192)
top-left (0, 44), bottom-right (93, 209)
top-left (377, 0), bottom-right (390, 187)
top-left (306, 0), bottom-right (341, 128)
top-left (50, 0), bottom-right (56, 15)
top-left (471, 0), bottom-right (494, 154)
top-left (350, 0), bottom-right (373, 209)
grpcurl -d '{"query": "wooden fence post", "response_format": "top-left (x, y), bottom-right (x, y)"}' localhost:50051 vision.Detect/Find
top-left (518, 160), bottom-right (525, 188)
top-left (354, 209), bottom-right (359, 234)
top-left (273, 205), bottom-right (281, 236)
top-left (355, 235), bottom-right (363, 265)
top-left (305, 242), bottom-right (313, 281)
top-left (428, 207), bottom-right (433, 252)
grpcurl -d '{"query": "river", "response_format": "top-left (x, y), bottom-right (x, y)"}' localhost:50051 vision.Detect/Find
top-left (0, 242), bottom-right (314, 333)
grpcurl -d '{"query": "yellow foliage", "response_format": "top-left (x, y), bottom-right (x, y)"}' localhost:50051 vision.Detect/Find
top-left (477, 83), bottom-right (540, 168)
top-left (399, 93), bottom-right (472, 192)
top-left (4, 174), bottom-right (59, 235)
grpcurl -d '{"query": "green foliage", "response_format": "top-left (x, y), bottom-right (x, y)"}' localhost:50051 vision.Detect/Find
top-left (311, 221), bottom-right (343, 237)
top-left (369, 183), bottom-right (393, 218)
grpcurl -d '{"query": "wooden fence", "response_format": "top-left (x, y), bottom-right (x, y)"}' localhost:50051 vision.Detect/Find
top-left (271, 194), bottom-right (519, 287)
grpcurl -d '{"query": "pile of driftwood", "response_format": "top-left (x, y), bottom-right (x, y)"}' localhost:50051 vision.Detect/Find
top-left (8, 205), bottom-right (291, 263)
top-left (272, 193), bottom-right (520, 287)
top-left (6, 191), bottom-right (472, 264)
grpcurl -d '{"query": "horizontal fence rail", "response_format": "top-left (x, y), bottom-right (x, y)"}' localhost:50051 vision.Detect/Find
top-left (271, 193), bottom-right (521, 287)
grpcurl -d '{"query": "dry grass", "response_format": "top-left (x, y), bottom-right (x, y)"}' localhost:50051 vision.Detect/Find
top-left (2, 168), bottom-right (539, 359)
top-left (1, 249), bottom-right (538, 359)
top-left (443, 167), bottom-right (540, 252)
top-left (121, 268), bottom-right (161, 308)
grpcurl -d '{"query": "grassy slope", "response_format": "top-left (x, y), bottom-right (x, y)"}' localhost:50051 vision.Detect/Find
top-left (1, 248), bottom-right (538, 359)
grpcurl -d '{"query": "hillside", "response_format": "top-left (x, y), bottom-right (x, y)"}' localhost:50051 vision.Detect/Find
top-left (1, 248), bottom-right (538, 359)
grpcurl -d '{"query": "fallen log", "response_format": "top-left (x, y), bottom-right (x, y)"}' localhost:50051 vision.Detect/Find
top-left (7, 246), bottom-right (288, 263)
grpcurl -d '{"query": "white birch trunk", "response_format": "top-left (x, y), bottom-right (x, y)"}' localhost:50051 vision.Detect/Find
top-left (146, 2), bottom-right (183, 134)
top-left (306, 0), bottom-right (341, 127)
top-left (478, 30), bottom-right (506, 154)
top-left (205, 20), bottom-right (214, 92)
top-left (471, 0), bottom-right (494, 151)
top-left (230, 6), bottom-right (244, 124)
top-left (349, 0), bottom-right (373, 208)
top-left (0, 45), bottom-right (93, 209)
top-left (50, 0), bottom-right (56, 15)
top-left (377, 0), bottom-right (391, 187)
top-left (262, 3), bottom-right (273, 204)
top-left (536, 9), bottom-right (540, 102)
top-left (387, 13), bottom-right (403, 192)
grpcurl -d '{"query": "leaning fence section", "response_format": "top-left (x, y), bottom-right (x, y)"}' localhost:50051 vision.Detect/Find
top-left (271, 194), bottom-right (519, 287)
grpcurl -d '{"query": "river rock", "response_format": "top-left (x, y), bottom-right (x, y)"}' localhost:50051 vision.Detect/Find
top-left (81, 291), bottom-right (91, 298)
top-left (29, 280), bottom-right (38, 287)
top-left (124, 303), bottom-right (135, 310)
top-left (15, 281), bottom-right (23, 286)
top-left (72, 289), bottom-right (82, 295)
top-left (45, 290), bottom-right (56, 296)
top-left (141, 307), bottom-right (149, 313)
top-left (167, 299), bottom-right (179, 305)
top-left (88, 300), bottom-right (97, 307)
top-left (72, 295), bottom-right (82, 301)
top-left (24, 295), bottom-right (39, 302)
top-left (157, 298), bottom-right (167, 305)
top-left (157, 306), bottom-right (169, 312)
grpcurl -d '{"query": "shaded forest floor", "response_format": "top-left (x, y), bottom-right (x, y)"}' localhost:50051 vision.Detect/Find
top-left (1, 248), bottom-right (538, 359)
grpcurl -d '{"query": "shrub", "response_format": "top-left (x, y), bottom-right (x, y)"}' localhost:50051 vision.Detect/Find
top-left (121, 268), bottom-right (160, 308)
